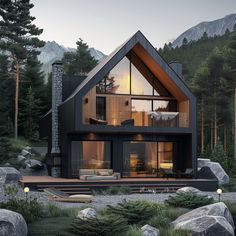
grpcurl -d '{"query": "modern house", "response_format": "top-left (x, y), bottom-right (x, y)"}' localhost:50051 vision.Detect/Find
top-left (40, 31), bottom-right (197, 179)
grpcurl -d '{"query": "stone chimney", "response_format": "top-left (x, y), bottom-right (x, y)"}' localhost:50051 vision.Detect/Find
top-left (169, 62), bottom-right (183, 78)
top-left (51, 61), bottom-right (63, 177)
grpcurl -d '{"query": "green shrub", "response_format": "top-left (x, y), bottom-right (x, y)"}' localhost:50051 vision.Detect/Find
top-left (165, 192), bottom-right (214, 209)
top-left (3, 184), bottom-right (19, 197)
top-left (70, 214), bottom-right (128, 236)
top-left (224, 202), bottom-right (236, 225)
top-left (44, 203), bottom-right (78, 218)
top-left (125, 226), bottom-right (142, 236)
top-left (106, 200), bottom-right (160, 225)
top-left (160, 228), bottom-right (191, 236)
top-left (0, 197), bottom-right (44, 223)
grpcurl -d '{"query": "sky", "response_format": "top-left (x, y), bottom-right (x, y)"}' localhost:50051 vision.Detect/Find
top-left (31, 0), bottom-right (236, 54)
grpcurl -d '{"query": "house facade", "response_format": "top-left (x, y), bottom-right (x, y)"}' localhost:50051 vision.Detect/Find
top-left (40, 31), bottom-right (197, 179)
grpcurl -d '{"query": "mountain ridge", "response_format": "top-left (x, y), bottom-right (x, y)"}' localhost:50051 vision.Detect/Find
top-left (172, 13), bottom-right (236, 48)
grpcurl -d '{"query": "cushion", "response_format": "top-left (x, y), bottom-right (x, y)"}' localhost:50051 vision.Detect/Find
top-left (98, 171), bottom-right (109, 176)
top-left (80, 169), bottom-right (95, 175)
top-left (69, 194), bottom-right (92, 199)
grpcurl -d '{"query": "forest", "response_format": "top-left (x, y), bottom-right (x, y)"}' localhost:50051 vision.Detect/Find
top-left (0, 0), bottom-right (236, 174)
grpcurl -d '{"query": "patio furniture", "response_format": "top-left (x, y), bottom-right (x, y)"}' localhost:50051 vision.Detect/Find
top-left (79, 169), bottom-right (120, 180)
top-left (44, 188), bottom-right (92, 203)
top-left (159, 168), bottom-right (175, 179)
top-left (180, 168), bottom-right (194, 178)
top-left (121, 119), bottom-right (134, 126)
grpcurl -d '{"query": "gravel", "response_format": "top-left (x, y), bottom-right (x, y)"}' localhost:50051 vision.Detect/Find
top-left (1, 184), bottom-right (236, 210)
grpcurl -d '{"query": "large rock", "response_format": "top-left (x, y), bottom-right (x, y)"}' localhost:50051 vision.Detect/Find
top-left (197, 159), bottom-right (229, 185)
top-left (0, 209), bottom-right (27, 236)
top-left (21, 149), bottom-right (31, 157)
top-left (77, 208), bottom-right (96, 220)
top-left (172, 202), bottom-right (234, 229)
top-left (198, 158), bottom-right (211, 169)
top-left (176, 187), bottom-right (203, 195)
top-left (0, 167), bottom-right (22, 184)
top-left (17, 155), bottom-right (26, 162)
top-left (141, 224), bottom-right (160, 236)
top-left (173, 215), bottom-right (234, 236)
top-left (25, 159), bottom-right (44, 170)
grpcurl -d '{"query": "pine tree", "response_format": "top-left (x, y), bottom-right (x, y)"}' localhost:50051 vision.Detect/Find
top-left (0, 54), bottom-right (14, 136)
top-left (62, 38), bottom-right (98, 75)
top-left (0, 0), bottom-right (44, 138)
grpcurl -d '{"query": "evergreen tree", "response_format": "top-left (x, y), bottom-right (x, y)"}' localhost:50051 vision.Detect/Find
top-left (0, 0), bottom-right (44, 138)
top-left (19, 87), bottom-right (42, 140)
top-left (0, 54), bottom-right (14, 136)
top-left (62, 38), bottom-right (98, 75)
top-left (182, 37), bottom-right (188, 45)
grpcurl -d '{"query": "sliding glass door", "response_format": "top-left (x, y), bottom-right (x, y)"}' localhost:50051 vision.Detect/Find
top-left (123, 141), bottom-right (174, 177)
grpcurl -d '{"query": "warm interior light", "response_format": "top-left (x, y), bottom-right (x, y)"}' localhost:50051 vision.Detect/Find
top-left (217, 188), bottom-right (222, 194)
top-left (24, 187), bottom-right (29, 193)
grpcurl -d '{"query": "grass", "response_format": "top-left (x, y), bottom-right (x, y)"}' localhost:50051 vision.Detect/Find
top-left (28, 217), bottom-right (75, 236)
top-left (222, 178), bottom-right (236, 192)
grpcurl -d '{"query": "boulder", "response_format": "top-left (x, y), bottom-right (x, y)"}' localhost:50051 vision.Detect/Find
top-left (21, 149), bottom-right (31, 157)
top-left (176, 187), bottom-right (203, 195)
top-left (198, 158), bottom-right (211, 169)
top-left (24, 146), bottom-right (31, 151)
top-left (141, 224), bottom-right (160, 236)
top-left (197, 159), bottom-right (229, 185)
top-left (0, 209), bottom-right (27, 236)
top-left (173, 215), bottom-right (234, 236)
top-left (25, 159), bottom-right (44, 170)
top-left (172, 202), bottom-right (234, 229)
top-left (0, 167), bottom-right (22, 184)
top-left (176, 186), bottom-right (213, 199)
top-left (77, 208), bottom-right (96, 220)
top-left (17, 155), bottom-right (26, 162)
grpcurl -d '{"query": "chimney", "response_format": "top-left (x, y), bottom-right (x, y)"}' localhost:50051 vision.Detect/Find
top-left (51, 61), bottom-right (63, 177)
top-left (169, 62), bottom-right (183, 79)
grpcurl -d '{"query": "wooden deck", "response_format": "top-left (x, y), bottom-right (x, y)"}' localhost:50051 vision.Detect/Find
top-left (20, 176), bottom-right (218, 194)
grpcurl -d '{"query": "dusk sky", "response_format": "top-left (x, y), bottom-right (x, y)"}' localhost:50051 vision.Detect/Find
top-left (31, 0), bottom-right (236, 54)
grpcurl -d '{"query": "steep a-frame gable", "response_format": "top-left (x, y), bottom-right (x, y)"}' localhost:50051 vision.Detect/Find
top-left (63, 31), bottom-right (195, 105)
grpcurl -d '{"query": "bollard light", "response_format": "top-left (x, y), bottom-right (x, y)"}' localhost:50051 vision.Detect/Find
top-left (216, 188), bottom-right (222, 202)
top-left (24, 187), bottom-right (29, 201)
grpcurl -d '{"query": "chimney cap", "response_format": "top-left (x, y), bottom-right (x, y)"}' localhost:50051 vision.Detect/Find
top-left (52, 61), bottom-right (63, 66)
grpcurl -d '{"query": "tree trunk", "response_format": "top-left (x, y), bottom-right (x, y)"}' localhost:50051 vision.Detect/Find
top-left (201, 98), bottom-right (205, 153)
top-left (224, 124), bottom-right (227, 153)
top-left (234, 85), bottom-right (236, 159)
top-left (13, 54), bottom-right (19, 139)
top-left (214, 104), bottom-right (217, 147)
top-left (211, 121), bottom-right (213, 151)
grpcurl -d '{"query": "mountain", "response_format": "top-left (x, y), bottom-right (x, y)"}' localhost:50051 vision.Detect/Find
top-left (172, 13), bottom-right (236, 48)
top-left (38, 41), bottom-right (106, 76)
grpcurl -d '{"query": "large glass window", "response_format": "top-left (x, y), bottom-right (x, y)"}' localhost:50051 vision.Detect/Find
top-left (123, 141), bottom-right (174, 177)
top-left (71, 141), bottom-right (111, 176)
top-left (96, 97), bottom-right (106, 120)
top-left (131, 99), bottom-right (152, 126)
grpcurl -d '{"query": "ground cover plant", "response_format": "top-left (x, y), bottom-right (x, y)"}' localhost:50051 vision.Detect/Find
top-left (165, 192), bottom-right (214, 209)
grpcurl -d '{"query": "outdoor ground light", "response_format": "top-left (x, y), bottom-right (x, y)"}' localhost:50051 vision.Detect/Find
top-left (24, 187), bottom-right (29, 201)
top-left (217, 188), bottom-right (222, 202)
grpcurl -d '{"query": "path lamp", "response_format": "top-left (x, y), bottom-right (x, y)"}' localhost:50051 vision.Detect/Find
top-left (24, 187), bottom-right (29, 201)
top-left (216, 188), bottom-right (222, 202)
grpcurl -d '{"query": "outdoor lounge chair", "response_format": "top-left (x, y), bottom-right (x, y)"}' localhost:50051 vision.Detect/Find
top-left (44, 188), bottom-right (92, 203)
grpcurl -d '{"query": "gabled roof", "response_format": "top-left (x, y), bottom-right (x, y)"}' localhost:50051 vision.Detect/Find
top-left (62, 31), bottom-right (195, 105)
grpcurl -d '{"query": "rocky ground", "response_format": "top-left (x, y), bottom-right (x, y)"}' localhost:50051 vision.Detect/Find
top-left (2, 184), bottom-right (236, 209)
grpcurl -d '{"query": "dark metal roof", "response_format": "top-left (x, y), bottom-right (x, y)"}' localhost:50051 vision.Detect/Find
top-left (61, 30), bottom-right (195, 106)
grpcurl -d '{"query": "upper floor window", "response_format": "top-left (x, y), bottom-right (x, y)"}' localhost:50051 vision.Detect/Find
top-left (96, 52), bottom-right (172, 97)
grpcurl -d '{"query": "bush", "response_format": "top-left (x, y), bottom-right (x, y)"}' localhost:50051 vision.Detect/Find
top-left (165, 192), bottom-right (214, 209)
top-left (70, 214), bottom-right (128, 236)
top-left (125, 226), bottom-right (142, 236)
top-left (106, 200), bottom-right (162, 225)
top-left (0, 197), bottom-right (44, 223)
top-left (159, 228), bottom-right (191, 236)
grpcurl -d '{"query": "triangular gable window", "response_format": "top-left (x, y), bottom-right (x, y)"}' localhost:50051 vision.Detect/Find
top-left (96, 51), bottom-right (172, 97)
